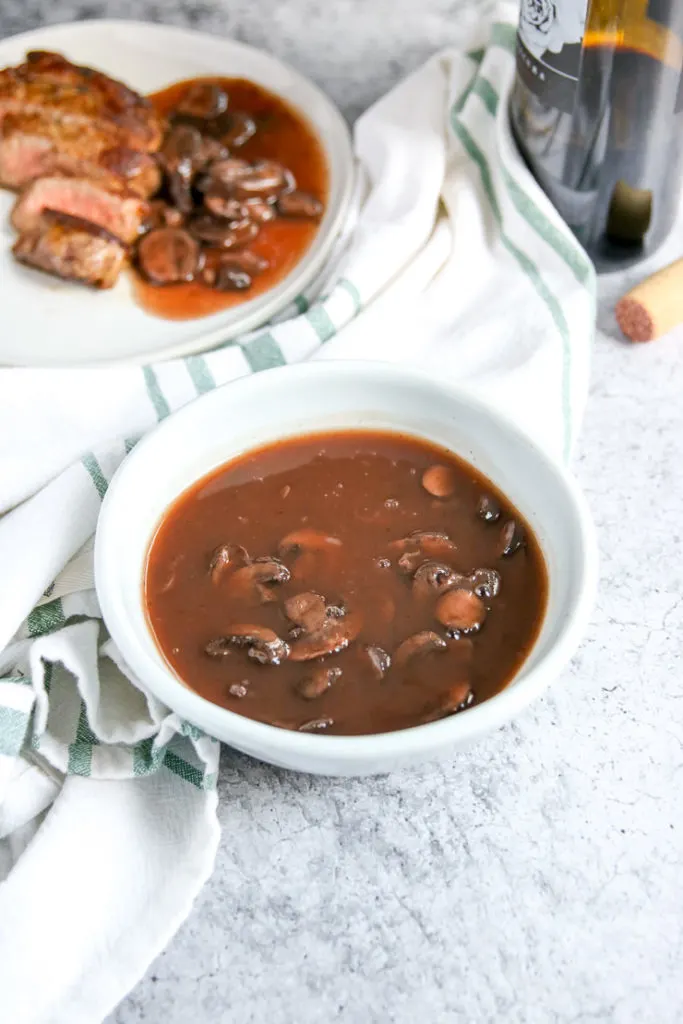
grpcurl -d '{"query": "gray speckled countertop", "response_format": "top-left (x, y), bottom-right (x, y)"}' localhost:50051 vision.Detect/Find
top-left (4, 1), bottom-right (683, 1022)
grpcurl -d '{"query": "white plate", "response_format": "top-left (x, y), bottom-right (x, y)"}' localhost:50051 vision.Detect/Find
top-left (0, 20), bottom-right (354, 367)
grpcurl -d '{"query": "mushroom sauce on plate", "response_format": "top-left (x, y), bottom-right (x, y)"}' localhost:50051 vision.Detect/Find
top-left (144, 430), bottom-right (548, 735)
top-left (134, 76), bottom-right (328, 320)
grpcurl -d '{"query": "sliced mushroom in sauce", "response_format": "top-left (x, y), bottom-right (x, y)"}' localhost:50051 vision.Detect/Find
top-left (206, 625), bottom-right (290, 665)
top-left (188, 215), bottom-right (259, 249)
top-left (200, 247), bottom-right (269, 287)
top-left (226, 557), bottom-right (291, 604)
top-left (221, 112), bottom-right (257, 148)
top-left (137, 228), bottom-right (201, 285)
top-left (177, 82), bottom-right (229, 120)
top-left (158, 124), bottom-right (204, 213)
top-left (364, 645), bottom-right (391, 680)
top-left (435, 588), bottom-right (486, 634)
top-left (477, 495), bottom-right (501, 523)
top-left (295, 666), bottom-right (342, 701)
top-left (276, 190), bottom-right (324, 219)
top-left (421, 464), bottom-right (456, 498)
top-left (425, 681), bottom-right (474, 721)
top-left (390, 531), bottom-right (459, 575)
top-left (160, 124), bottom-right (203, 170)
top-left (298, 717), bottom-right (334, 733)
top-left (243, 198), bottom-right (278, 223)
top-left (284, 592), bottom-right (327, 633)
top-left (214, 265), bottom-right (252, 291)
top-left (500, 520), bottom-right (526, 557)
top-left (227, 250), bottom-right (269, 275)
top-left (203, 193), bottom-right (248, 221)
top-left (289, 611), bottom-right (362, 662)
top-left (393, 631), bottom-right (448, 668)
top-left (412, 561), bottom-right (468, 600)
top-left (469, 568), bottom-right (501, 600)
top-left (233, 160), bottom-right (291, 199)
top-left (197, 157), bottom-right (251, 192)
top-left (208, 542), bottom-right (249, 584)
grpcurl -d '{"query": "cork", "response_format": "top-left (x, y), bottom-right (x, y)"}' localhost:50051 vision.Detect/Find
top-left (615, 257), bottom-right (683, 342)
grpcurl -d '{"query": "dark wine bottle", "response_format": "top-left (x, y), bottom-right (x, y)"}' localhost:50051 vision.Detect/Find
top-left (510, 0), bottom-right (683, 270)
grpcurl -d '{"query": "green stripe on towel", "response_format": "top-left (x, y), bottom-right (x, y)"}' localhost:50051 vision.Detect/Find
top-left (242, 332), bottom-right (286, 371)
top-left (453, 74), bottom-right (499, 116)
top-left (75, 701), bottom-right (100, 746)
top-left (43, 661), bottom-right (53, 695)
top-left (67, 701), bottom-right (100, 775)
top-left (490, 21), bottom-right (516, 54)
top-left (67, 742), bottom-right (92, 776)
top-left (81, 452), bottom-right (108, 500)
top-left (142, 366), bottom-right (171, 421)
top-left (184, 355), bottom-right (216, 395)
top-left (306, 304), bottom-right (336, 344)
top-left (133, 737), bottom-right (163, 776)
top-left (501, 168), bottom-right (593, 286)
top-left (164, 749), bottom-right (207, 790)
top-left (28, 598), bottom-right (65, 637)
top-left (471, 76), bottom-right (499, 117)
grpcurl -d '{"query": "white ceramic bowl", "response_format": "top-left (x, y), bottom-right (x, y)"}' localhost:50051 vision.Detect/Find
top-left (95, 362), bottom-right (597, 776)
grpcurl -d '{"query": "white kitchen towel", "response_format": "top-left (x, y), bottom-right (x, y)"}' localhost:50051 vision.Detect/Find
top-left (0, 7), bottom-right (596, 1024)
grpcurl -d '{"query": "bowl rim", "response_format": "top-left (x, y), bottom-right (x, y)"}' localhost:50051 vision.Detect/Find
top-left (95, 361), bottom-right (598, 762)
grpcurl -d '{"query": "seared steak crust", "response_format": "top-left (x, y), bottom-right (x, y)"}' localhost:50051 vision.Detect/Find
top-left (0, 111), bottom-right (161, 195)
top-left (11, 175), bottom-right (147, 244)
top-left (13, 220), bottom-right (126, 288)
top-left (0, 51), bottom-right (164, 151)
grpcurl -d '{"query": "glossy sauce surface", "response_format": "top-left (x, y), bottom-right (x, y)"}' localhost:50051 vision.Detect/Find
top-left (145, 431), bottom-right (548, 735)
top-left (134, 77), bottom-right (328, 320)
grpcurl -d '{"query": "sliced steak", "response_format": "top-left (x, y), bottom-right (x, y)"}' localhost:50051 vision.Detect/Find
top-left (13, 221), bottom-right (126, 288)
top-left (97, 146), bottom-right (161, 197)
top-left (21, 51), bottom-right (147, 111)
top-left (11, 176), bottom-right (146, 244)
top-left (41, 208), bottom-right (128, 245)
top-left (0, 130), bottom-right (53, 187)
top-left (0, 108), bottom-right (119, 188)
top-left (1, 107), bottom-right (124, 156)
top-left (0, 114), bottom-right (161, 195)
top-left (0, 52), bottom-right (163, 151)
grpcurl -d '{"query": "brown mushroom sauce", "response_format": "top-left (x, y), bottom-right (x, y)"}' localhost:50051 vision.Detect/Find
top-left (145, 431), bottom-right (548, 735)
top-left (133, 77), bottom-right (327, 320)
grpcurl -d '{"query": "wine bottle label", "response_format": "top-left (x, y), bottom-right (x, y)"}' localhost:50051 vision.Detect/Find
top-left (516, 0), bottom-right (588, 113)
